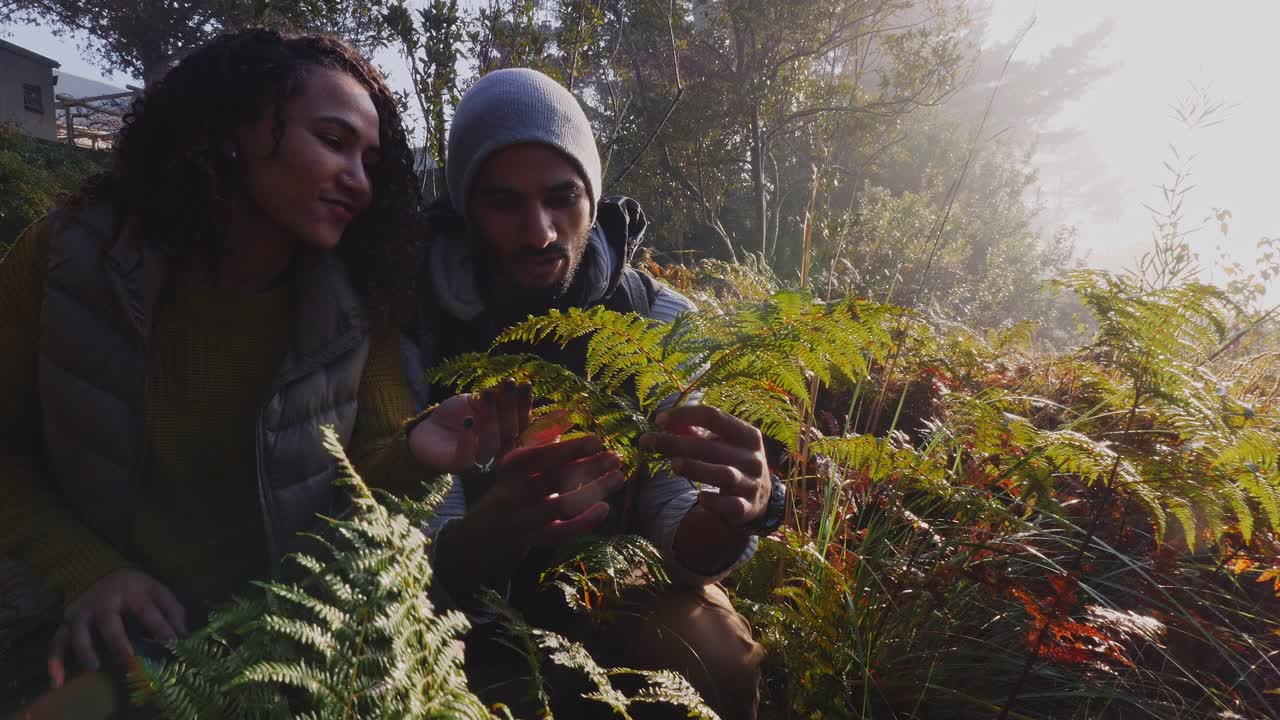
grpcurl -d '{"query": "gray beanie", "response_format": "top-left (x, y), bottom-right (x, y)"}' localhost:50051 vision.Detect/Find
top-left (447, 68), bottom-right (602, 222)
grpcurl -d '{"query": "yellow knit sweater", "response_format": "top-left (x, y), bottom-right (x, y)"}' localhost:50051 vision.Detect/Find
top-left (0, 219), bottom-right (425, 602)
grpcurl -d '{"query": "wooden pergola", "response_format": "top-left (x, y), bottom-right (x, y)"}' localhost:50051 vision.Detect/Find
top-left (54, 88), bottom-right (139, 149)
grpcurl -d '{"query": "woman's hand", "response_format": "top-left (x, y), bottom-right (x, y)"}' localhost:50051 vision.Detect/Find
top-left (408, 379), bottom-right (531, 475)
top-left (48, 568), bottom-right (187, 688)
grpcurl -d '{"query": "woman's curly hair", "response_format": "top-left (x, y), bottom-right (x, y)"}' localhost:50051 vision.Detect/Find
top-left (84, 28), bottom-right (423, 314)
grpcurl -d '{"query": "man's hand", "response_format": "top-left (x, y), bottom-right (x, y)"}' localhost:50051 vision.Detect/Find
top-left (408, 379), bottom-right (532, 475)
top-left (640, 405), bottom-right (771, 528)
top-left (473, 434), bottom-right (625, 547)
top-left (433, 432), bottom-right (625, 606)
top-left (48, 568), bottom-right (187, 688)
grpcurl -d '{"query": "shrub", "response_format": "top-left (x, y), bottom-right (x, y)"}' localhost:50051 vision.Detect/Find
top-left (0, 125), bottom-right (109, 252)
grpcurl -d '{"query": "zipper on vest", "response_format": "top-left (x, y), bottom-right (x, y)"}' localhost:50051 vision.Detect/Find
top-left (256, 396), bottom-right (281, 577)
top-left (255, 334), bottom-right (365, 578)
top-left (131, 334), bottom-right (151, 553)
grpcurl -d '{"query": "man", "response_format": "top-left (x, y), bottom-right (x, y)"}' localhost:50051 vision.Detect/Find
top-left (403, 68), bottom-right (787, 719)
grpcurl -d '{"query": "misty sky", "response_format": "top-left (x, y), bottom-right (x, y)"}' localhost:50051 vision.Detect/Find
top-left (4, 1), bottom-right (1278, 298)
top-left (985, 1), bottom-right (1280, 296)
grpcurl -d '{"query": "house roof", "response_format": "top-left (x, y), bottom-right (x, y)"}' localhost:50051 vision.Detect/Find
top-left (54, 71), bottom-right (127, 100)
top-left (0, 38), bottom-right (60, 68)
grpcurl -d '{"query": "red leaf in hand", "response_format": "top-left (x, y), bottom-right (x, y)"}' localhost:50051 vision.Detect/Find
top-left (518, 408), bottom-right (577, 448)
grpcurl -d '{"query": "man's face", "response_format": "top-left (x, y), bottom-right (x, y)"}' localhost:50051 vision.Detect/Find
top-left (468, 143), bottom-right (593, 307)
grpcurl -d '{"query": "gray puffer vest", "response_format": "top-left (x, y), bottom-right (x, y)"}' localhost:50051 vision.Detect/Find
top-left (38, 205), bottom-right (371, 576)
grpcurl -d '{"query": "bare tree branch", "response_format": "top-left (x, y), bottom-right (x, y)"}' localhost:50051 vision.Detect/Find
top-left (606, 0), bottom-right (684, 189)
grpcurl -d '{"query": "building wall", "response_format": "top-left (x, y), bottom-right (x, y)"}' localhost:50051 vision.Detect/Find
top-left (0, 48), bottom-right (58, 140)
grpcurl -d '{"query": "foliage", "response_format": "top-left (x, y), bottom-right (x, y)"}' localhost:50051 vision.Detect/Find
top-left (372, 0), bottom-right (1108, 335)
top-left (7, 0), bottom-right (391, 81)
top-left (468, 0), bottom-right (555, 79)
top-left (737, 267), bottom-right (1277, 718)
top-left (8, 0), bottom-right (1109, 334)
top-left (0, 125), bottom-right (108, 252)
top-left (486, 594), bottom-right (720, 719)
top-left (435, 269), bottom-right (1279, 718)
top-left (592, 0), bottom-right (973, 265)
top-left (0, 248), bottom-right (1267, 718)
top-left (5, 3), bottom-right (1275, 716)
top-left (538, 533), bottom-right (670, 617)
top-left (433, 291), bottom-right (900, 462)
top-left (129, 426), bottom-right (494, 719)
top-left (128, 428), bottom-right (722, 719)
top-left (383, 0), bottom-right (465, 171)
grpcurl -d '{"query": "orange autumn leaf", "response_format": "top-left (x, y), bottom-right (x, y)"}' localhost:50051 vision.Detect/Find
top-left (517, 408), bottom-right (577, 448)
top-left (1256, 567), bottom-right (1280, 595)
top-left (1230, 556), bottom-right (1255, 575)
top-left (758, 379), bottom-right (793, 398)
top-left (1006, 577), bottom-right (1143, 670)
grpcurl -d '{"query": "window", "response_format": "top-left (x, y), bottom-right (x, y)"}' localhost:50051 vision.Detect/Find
top-left (23, 84), bottom-right (43, 114)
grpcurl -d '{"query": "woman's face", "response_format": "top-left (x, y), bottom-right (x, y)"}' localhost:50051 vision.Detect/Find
top-left (237, 67), bottom-right (381, 251)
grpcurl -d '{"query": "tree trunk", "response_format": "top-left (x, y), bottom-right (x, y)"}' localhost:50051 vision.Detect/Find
top-left (708, 218), bottom-right (739, 264)
top-left (750, 106), bottom-right (767, 259)
top-left (434, 103), bottom-right (447, 169)
top-left (142, 51), bottom-right (179, 86)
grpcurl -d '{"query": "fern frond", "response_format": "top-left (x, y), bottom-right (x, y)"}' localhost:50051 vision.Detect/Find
top-left (233, 660), bottom-right (342, 704)
top-left (539, 534), bottom-right (669, 616)
top-left (1213, 428), bottom-right (1280, 540)
top-left (483, 591), bottom-right (553, 716)
top-left (433, 350), bottom-right (650, 465)
top-left (613, 668), bottom-right (720, 719)
top-left (684, 293), bottom-right (897, 411)
top-left (1065, 271), bottom-right (1230, 395)
top-left (702, 376), bottom-right (803, 449)
top-left (255, 615), bottom-right (337, 656)
top-left (497, 305), bottom-right (698, 407)
top-left (259, 582), bottom-right (349, 630)
top-left (134, 425), bottom-right (493, 719)
top-left (811, 433), bottom-right (929, 486)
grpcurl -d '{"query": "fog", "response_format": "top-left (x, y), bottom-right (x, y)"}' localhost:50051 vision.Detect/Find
top-left (984, 1), bottom-right (1280, 299)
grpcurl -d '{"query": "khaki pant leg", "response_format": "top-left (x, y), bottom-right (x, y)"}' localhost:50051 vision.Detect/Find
top-left (594, 584), bottom-right (764, 720)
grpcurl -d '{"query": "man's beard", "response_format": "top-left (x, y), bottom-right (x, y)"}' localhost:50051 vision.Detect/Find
top-left (475, 228), bottom-right (591, 315)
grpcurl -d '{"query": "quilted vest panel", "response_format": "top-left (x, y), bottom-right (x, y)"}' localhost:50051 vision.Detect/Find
top-left (38, 205), bottom-right (370, 574)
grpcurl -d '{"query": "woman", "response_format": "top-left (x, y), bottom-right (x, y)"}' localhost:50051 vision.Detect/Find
top-left (0, 29), bottom-right (500, 692)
